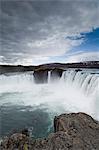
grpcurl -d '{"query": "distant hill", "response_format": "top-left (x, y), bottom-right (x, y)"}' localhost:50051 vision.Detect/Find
top-left (0, 65), bottom-right (36, 74)
top-left (0, 61), bottom-right (99, 74)
top-left (36, 61), bottom-right (99, 70)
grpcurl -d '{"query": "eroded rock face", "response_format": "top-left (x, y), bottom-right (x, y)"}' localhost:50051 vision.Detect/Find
top-left (33, 68), bottom-right (64, 83)
top-left (51, 68), bottom-right (63, 79)
top-left (1, 112), bottom-right (99, 150)
top-left (33, 69), bottom-right (48, 83)
top-left (54, 112), bottom-right (99, 149)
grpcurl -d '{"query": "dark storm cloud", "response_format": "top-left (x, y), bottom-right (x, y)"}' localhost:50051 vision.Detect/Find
top-left (0, 0), bottom-right (99, 64)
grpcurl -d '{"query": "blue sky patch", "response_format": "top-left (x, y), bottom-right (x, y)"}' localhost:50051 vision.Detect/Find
top-left (70, 28), bottom-right (99, 53)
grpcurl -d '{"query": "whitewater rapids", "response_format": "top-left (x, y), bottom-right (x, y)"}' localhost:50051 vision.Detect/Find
top-left (0, 69), bottom-right (99, 121)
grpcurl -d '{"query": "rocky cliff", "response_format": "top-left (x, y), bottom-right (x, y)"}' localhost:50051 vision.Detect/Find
top-left (33, 68), bottom-right (63, 83)
top-left (1, 112), bottom-right (99, 150)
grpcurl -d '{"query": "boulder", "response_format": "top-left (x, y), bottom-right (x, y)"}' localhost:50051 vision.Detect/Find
top-left (1, 112), bottom-right (99, 150)
top-left (54, 112), bottom-right (99, 149)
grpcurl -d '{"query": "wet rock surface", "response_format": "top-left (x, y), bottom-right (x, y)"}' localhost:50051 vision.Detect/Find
top-left (1, 112), bottom-right (99, 150)
top-left (51, 68), bottom-right (63, 79)
top-left (33, 69), bottom-right (49, 83)
top-left (33, 68), bottom-right (64, 83)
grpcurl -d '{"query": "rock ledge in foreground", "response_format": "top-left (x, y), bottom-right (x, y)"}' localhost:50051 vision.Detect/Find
top-left (1, 112), bottom-right (99, 150)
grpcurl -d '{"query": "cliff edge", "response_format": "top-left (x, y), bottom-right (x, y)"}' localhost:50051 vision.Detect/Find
top-left (1, 112), bottom-right (99, 150)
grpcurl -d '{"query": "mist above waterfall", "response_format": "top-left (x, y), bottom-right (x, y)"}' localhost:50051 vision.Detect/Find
top-left (0, 69), bottom-right (99, 121)
top-left (0, 69), bottom-right (99, 138)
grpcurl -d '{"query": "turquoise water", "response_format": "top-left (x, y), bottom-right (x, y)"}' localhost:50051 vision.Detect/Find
top-left (0, 105), bottom-right (53, 138)
top-left (0, 69), bottom-right (99, 138)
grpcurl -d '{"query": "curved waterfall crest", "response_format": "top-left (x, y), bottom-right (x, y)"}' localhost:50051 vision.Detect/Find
top-left (0, 69), bottom-right (99, 96)
top-left (48, 69), bottom-right (99, 96)
top-left (0, 69), bottom-right (99, 120)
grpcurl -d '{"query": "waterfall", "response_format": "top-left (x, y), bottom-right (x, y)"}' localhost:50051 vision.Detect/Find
top-left (0, 72), bottom-right (34, 93)
top-left (0, 69), bottom-right (99, 138)
top-left (0, 70), bottom-right (98, 96)
top-left (0, 72), bottom-right (34, 85)
top-left (48, 71), bottom-right (51, 83)
top-left (0, 69), bottom-right (99, 120)
top-left (59, 70), bottom-right (99, 96)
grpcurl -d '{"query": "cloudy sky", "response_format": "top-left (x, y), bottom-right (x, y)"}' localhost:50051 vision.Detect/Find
top-left (0, 0), bottom-right (99, 65)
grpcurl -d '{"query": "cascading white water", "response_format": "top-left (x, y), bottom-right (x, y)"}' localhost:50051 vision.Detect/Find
top-left (0, 69), bottom-right (99, 120)
top-left (48, 71), bottom-right (51, 83)
top-left (60, 70), bottom-right (99, 96)
top-left (0, 72), bottom-right (34, 93)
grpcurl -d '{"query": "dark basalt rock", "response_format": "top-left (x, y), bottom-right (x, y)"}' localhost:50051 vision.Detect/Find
top-left (33, 68), bottom-right (64, 83)
top-left (33, 69), bottom-right (49, 83)
top-left (75, 69), bottom-right (82, 72)
top-left (1, 112), bottom-right (99, 150)
top-left (51, 68), bottom-right (63, 79)
top-left (21, 128), bottom-right (29, 137)
top-left (91, 73), bottom-right (99, 74)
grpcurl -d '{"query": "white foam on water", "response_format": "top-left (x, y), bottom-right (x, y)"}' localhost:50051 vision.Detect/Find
top-left (0, 69), bottom-right (99, 120)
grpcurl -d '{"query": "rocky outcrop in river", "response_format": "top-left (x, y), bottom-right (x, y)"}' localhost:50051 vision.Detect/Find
top-left (33, 68), bottom-right (64, 83)
top-left (51, 68), bottom-right (63, 79)
top-left (1, 112), bottom-right (99, 150)
top-left (33, 68), bottom-right (49, 83)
